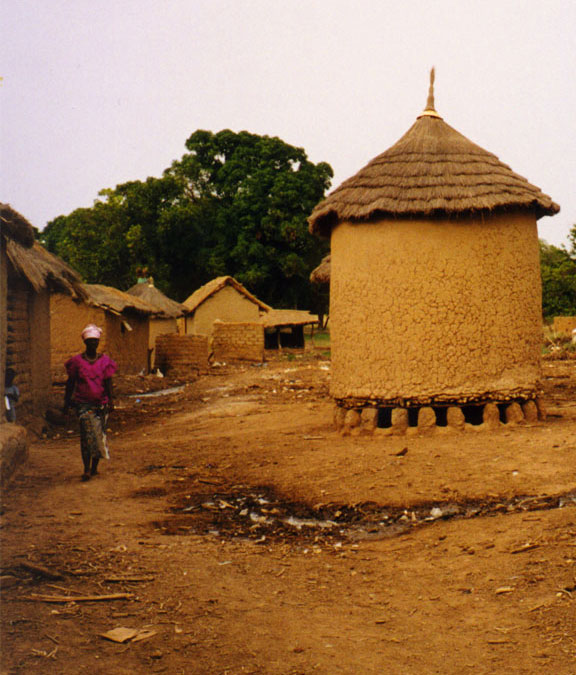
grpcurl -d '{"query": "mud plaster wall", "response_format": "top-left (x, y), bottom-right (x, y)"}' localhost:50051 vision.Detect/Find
top-left (6, 277), bottom-right (51, 416)
top-left (187, 286), bottom-right (262, 335)
top-left (50, 295), bottom-right (150, 379)
top-left (155, 334), bottom-right (209, 375)
top-left (211, 321), bottom-right (264, 362)
top-left (329, 211), bottom-right (542, 404)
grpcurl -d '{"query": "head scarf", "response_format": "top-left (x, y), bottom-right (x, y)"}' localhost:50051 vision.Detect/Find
top-left (81, 324), bottom-right (102, 341)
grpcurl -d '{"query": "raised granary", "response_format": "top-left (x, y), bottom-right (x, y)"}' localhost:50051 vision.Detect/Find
top-left (308, 70), bottom-right (559, 433)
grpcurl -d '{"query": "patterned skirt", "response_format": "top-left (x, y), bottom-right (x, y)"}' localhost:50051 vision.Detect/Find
top-left (77, 403), bottom-right (110, 462)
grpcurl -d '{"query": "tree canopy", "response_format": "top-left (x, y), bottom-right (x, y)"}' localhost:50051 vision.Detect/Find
top-left (41, 130), bottom-right (333, 309)
top-left (540, 231), bottom-right (576, 319)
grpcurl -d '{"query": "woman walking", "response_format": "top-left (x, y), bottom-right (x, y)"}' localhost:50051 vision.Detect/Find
top-left (64, 325), bottom-right (117, 482)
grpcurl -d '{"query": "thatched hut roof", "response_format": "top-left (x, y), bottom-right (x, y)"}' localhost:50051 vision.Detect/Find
top-left (310, 255), bottom-right (331, 285)
top-left (84, 284), bottom-right (160, 316)
top-left (309, 71), bottom-right (559, 237)
top-left (1, 203), bottom-right (35, 248)
top-left (260, 309), bottom-right (318, 328)
top-left (7, 240), bottom-right (87, 300)
top-left (184, 276), bottom-right (271, 313)
top-left (125, 281), bottom-right (186, 319)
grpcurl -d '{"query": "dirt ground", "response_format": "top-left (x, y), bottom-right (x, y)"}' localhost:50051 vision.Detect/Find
top-left (1, 352), bottom-right (575, 674)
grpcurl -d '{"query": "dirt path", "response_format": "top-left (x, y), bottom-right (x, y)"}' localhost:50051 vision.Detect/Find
top-left (1, 355), bottom-right (575, 674)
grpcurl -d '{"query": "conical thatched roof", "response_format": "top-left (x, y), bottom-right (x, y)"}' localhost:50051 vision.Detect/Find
top-left (309, 71), bottom-right (559, 237)
top-left (1, 203), bottom-right (35, 248)
top-left (126, 282), bottom-right (187, 319)
top-left (7, 239), bottom-right (87, 299)
top-left (310, 255), bottom-right (331, 285)
top-left (184, 276), bottom-right (271, 313)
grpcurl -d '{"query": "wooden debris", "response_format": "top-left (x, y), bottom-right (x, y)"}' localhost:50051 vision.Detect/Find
top-left (104, 576), bottom-right (155, 583)
top-left (19, 562), bottom-right (64, 580)
top-left (487, 639), bottom-right (514, 645)
top-left (101, 627), bottom-right (139, 643)
top-left (26, 592), bottom-right (134, 603)
top-left (131, 629), bottom-right (157, 643)
top-left (510, 543), bottom-right (540, 554)
top-left (46, 584), bottom-right (86, 595)
top-left (495, 586), bottom-right (515, 595)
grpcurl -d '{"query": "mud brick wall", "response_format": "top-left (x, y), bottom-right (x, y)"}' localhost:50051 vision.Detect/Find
top-left (5, 280), bottom-right (51, 417)
top-left (6, 284), bottom-right (32, 413)
top-left (211, 321), bottom-right (264, 362)
top-left (553, 316), bottom-right (576, 336)
top-left (155, 334), bottom-right (209, 375)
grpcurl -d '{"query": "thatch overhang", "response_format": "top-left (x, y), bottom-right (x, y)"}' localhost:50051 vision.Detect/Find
top-left (125, 282), bottom-right (186, 319)
top-left (309, 73), bottom-right (559, 238)
top-left (260, 309), bottom-right (318, 328)
top-left (84, 284), bottom-right (161, 317)
top-left (1, 203), bottom-right (35, 248)
top-left (310, 254), bottom-right (331, 285)
top-left (184, 276), bottom-right (272, 313)
top-left (6, 240), bottom-right (87, 300)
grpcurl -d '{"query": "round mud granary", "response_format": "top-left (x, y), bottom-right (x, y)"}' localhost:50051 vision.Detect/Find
top-left (309, 71), bottom-right (559, 430)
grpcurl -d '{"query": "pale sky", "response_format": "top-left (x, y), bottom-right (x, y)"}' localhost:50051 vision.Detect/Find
top-left (2, 0), bottom-right (575, 248)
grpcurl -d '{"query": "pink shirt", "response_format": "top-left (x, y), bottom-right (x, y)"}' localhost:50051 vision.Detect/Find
top-left (65, 353), bottom-right (117, 405)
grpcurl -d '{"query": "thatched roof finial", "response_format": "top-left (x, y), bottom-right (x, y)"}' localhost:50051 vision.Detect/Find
top-left (418, 67), bottom-right (442, 119)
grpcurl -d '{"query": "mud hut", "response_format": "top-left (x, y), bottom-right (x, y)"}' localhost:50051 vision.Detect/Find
top-left (182, 276), bottom-right (271, 336)
top-left (125, 280), bottom-right (186, 369)
top-left (50, 284), bottom-right (160, 378)
top-left (308, 71), bottom-right (559, 432)
top-left (310, 255), bottom-right (331, 286)
top-left (1, 205), bottom-right (86, 419)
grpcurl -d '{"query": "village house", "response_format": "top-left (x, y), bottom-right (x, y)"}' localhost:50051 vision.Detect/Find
top-left (126, 279), bottom-right (186, 370)
top-left (1, 204), bottom-right (86, 419)
top-left (154, 276), bottom-right (318, 371)
top-left (182, 276), bottom-right (271, 335)
top-left (1, 204), bottom-right (86, 484)
top-left (50, 284), bottom-right (160, 379)
top-left (308, 71), bottom-right (559, 433)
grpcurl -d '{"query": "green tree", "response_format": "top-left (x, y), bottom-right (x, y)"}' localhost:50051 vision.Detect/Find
top-left (164, 129), bottom-right (332, 306)
top-left (540, 237), bottom-right (576, 319)
top-left (42, 130), bottom-right (332, 308)
top-left (41, 200), bottom-right (131, 287)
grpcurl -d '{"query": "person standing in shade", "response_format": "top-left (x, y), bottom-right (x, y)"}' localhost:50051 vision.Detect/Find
top-left (4, 368), bottom-right (20, 423)
top-left (64, 325), bottom-right (117, 482)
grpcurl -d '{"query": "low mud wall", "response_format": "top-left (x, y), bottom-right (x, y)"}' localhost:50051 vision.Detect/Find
top-left (211, 321), bottom-right (264, 362)
top-left (155, 334), bottom-right (209, 375)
